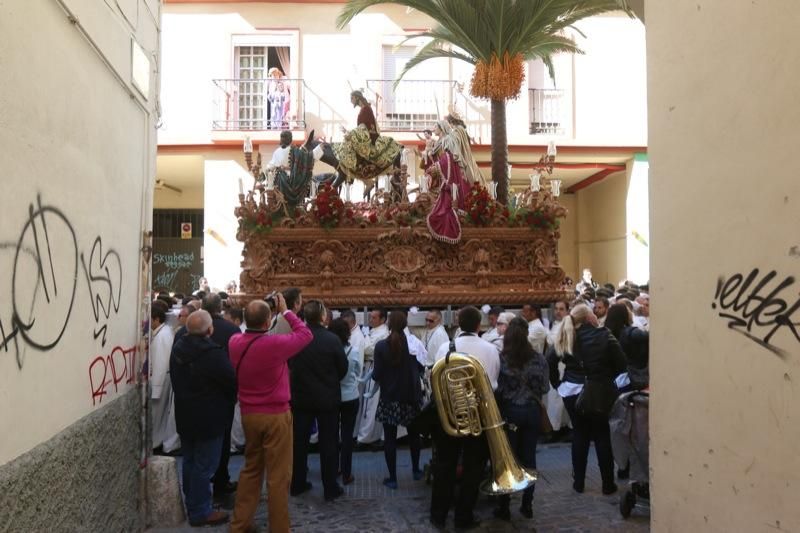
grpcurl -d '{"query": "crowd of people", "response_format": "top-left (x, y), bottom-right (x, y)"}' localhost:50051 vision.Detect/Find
top-left (147, 269), bottom-right (650, 530)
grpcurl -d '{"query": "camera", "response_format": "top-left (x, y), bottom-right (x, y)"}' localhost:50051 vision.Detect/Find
top-left (264, 290), bottom-right (278, 309)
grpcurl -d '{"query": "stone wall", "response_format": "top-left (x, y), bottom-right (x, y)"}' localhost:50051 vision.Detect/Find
top-left (0, 388), bottom-right (142, 533)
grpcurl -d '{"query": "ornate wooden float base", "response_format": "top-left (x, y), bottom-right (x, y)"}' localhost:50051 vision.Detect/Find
top-left (237, 225), bottom-right (569, 307)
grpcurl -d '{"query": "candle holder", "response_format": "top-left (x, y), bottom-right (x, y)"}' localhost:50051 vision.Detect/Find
top-left (529, 172), bottom-right (541, 192)
top-left (551, 179), bottom-right (562, 197)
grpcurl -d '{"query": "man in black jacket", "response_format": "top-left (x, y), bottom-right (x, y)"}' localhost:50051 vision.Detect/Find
top-left (289, 300), bottom-right (348, 501)
top-left (202, 293), bottom-right (242, 499)
top-left (170, 310), bottom-right (237, 527)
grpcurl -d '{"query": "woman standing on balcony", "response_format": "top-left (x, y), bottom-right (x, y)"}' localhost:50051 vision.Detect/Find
top-left (425, 119), bottom-right (471, 244)
top-left (266, 68), bottom-right (290, 129)
top-left (269, 82), bottom-right (289, 130)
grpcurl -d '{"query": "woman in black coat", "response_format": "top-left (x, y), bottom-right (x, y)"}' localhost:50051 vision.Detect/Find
top-left (493, 317), bottom-right (550, 520)
top-left (373, 310), bottom-right (423, 489)
top-left (546, 303), bottom-right (626, 495)
top-left (605, 303), bottom-right (650, 391)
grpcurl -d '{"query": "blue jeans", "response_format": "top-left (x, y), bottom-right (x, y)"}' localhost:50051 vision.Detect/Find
top-left (181, 434), bottom-right (223, 523)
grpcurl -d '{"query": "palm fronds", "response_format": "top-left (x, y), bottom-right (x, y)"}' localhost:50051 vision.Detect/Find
top-left (339, 0), bottom-right (632, 88)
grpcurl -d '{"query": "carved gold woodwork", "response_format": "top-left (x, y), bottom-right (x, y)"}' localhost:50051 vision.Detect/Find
top-left (234, 173), bottom-right (569, 306)
top-left (236, 224), bottom-right (569, 306)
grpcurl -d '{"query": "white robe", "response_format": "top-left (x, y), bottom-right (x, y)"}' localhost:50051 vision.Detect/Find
top-left (150, 324), bottom-right (180, 451)
top-left (356, 324), bottom-right (389, 443)
top-left (350, 324), bottom-right (367, 356)
top-left (405, 327), bottom-right (429, 368)
top-left (527, 318), bottom-right (548, 355)
top-left (268, 145), bottom-right (291, 169)
top-left (482, 326), bottom-right (500, 347)
top-left (419, 325), bottom-right (450, 367)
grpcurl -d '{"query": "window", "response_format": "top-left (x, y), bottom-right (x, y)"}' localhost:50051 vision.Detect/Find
top-left (377, 45), bottom-right (446, 130)
top-left (235, 46), bottom-right (266, 129)
top-left (528, 59), bottom-right (567, 135)
top-left (233, 45), bottom-right (292, 130)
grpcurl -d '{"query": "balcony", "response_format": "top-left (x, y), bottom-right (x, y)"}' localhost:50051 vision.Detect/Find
top-left (212, 78), bottom-right (306, 131)
top-left (529, 89), bottom-right (566, 135)
top-left (366, 80), bottom-right (489, 141)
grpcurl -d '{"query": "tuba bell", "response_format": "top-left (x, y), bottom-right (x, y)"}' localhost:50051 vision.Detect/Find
top-left (431, 351), bottom-right (537, 495)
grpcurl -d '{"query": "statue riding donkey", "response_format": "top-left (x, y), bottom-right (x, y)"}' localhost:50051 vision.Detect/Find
top-left (268, 90), bottom-right (405, 206)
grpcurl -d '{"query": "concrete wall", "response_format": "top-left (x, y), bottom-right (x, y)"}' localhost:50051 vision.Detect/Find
top-left (557, 193), bottom-right (579, 282)
top-left (572, 15), bottom-right (648, 146)
top-left (575, 171), bottom-right (629, 286)
top-left (648, 0), bottom-right (800, 531)
top-left (0, 0), bottom-right (159, 529)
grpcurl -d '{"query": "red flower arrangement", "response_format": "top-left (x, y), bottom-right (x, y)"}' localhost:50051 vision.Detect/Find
top-left (386, 205), bottom-right (414, 226)
top-left (509, 206), bottom-right (559, 231)
top-left (238, 205), bottom-right (275, 234)
top-left (464, 182), bottom-right (497, 226)
top-left (312, 183), bottom-right (345, 229)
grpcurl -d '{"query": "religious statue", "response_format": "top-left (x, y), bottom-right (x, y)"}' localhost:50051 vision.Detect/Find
top-left (333, 90), bottom-right (403, 197)
top-left (425, 120), bottom-right (472, 244)
top-left (267, 130), bottom-right (318, 208)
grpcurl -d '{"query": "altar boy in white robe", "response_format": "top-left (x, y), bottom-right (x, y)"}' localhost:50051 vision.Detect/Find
top-left (150, 306), bottom-right (180, 452)
top-left (356, 308), bottom-right (389, 444)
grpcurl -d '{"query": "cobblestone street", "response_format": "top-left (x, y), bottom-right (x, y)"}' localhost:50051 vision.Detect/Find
top-left (148, 443), bottom-right (650, 532)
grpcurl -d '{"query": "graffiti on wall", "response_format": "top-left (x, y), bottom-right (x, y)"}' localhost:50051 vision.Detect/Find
top-left (81, 237), bottom-right (123, 346)
top-left (713, 268), bottom-right (800, 358)
top-left (152, 251), bottom-right (195, 289)
top-left (0, 195), bottom-right (129, 395)
top-left (89, 345), bottom-right (137, 406)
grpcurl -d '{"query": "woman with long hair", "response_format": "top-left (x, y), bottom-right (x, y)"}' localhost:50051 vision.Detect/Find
top-left (546, 304), bottom-right (626, 494)
top-left (493, 317), bottom-right (550, 520)
top-left (328, 317), bottom-right (363, 485)
top-left (605, 303), bottom-right (650, 392)
top-left (372, 310), bottom-right (423, 488)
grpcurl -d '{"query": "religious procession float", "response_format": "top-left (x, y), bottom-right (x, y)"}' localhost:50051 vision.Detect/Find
top-left (234, 95), bottom-right (570, 307)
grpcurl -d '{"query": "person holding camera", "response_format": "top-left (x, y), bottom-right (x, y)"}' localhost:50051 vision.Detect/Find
top-left (229, 294), bottom-right (313, 533)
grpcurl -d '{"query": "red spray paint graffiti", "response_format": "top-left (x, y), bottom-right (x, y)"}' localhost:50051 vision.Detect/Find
top-left (89, 345), bottom-right (137, 406)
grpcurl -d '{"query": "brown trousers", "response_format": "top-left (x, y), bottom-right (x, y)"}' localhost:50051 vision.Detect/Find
top-left (230, 411), bottom-right (293, 533)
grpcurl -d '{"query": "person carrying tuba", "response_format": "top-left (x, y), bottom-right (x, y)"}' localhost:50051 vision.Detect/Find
top-left (429, 306), bottom-right (500, 530)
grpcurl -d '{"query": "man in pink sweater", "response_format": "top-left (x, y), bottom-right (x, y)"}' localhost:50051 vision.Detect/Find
top-left (229, 294), bottom-right (313, 533)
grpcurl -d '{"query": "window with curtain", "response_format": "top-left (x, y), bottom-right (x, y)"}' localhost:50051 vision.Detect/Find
top-left (234, 45), bottom-right (292, 129)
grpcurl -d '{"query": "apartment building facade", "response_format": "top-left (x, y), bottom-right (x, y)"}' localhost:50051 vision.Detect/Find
top-left (157, 0), bottom-right (648, 291)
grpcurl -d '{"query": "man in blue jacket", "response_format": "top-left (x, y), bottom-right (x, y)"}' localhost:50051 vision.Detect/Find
top-left (202, 293), bottom-right (241, 500)
top-left (170, 310), bottom-right (237, 527)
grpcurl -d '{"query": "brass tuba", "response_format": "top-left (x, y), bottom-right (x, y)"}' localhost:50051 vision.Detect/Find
top-left (431, 352), bottom-right (537, 495)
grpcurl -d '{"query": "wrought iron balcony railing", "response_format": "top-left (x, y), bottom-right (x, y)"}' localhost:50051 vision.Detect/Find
top-left (366, 79), bottom-right (489, 140)
top-left (212, 78), bottom-right (306, 131)
top-left (529, 88), bottom-right (565, 135)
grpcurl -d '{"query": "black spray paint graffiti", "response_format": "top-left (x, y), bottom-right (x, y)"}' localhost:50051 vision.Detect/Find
top-left (81, 237), bottom-right (123, 346)
top-left (713, 269), bottom-right (800, 359)
top-left (0, 195), bottom-right (123, 368)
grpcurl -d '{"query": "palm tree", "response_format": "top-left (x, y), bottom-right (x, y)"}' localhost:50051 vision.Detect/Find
top-left (338, 0), bottom-right (633, 204)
